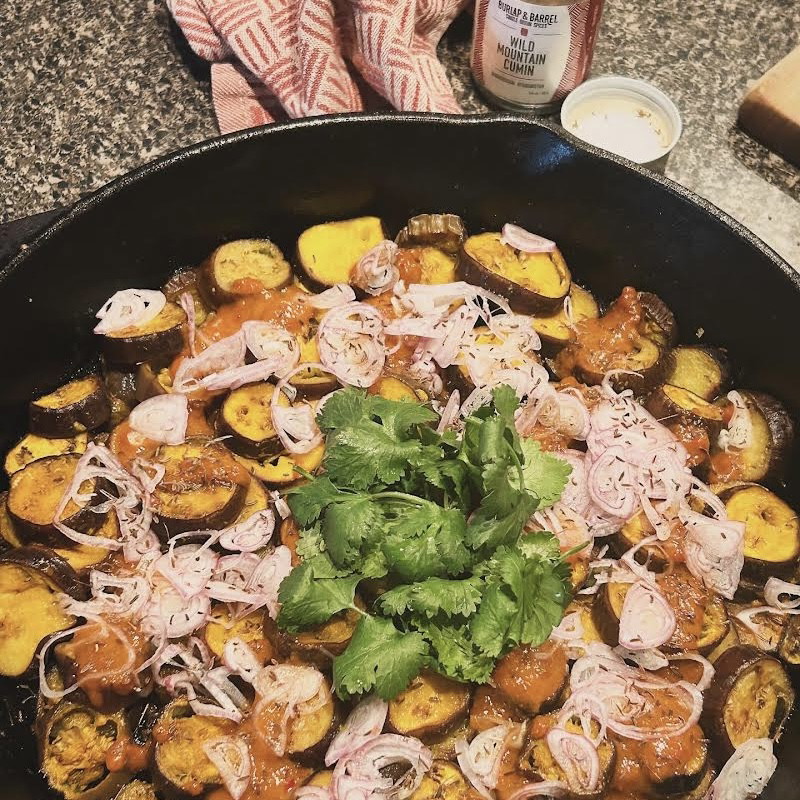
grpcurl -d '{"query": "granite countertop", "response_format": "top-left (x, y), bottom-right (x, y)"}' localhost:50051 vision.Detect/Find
top-left (2, 0), bottom-right (799, 266)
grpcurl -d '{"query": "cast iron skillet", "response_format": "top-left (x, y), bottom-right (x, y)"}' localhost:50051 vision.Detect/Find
top-left (0, 113), bottom-right (798, 798)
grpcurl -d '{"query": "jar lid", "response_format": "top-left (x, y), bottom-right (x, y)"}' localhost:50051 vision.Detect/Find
top-left (560, 76), bottom-right (682, 165)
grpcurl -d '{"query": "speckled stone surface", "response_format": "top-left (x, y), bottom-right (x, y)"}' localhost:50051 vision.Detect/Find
top-left (2, 0), bottom-right (799, 267)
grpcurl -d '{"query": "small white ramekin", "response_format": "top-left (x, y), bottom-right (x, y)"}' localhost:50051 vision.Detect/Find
top-left (560, 76), bottom-right (683, 173)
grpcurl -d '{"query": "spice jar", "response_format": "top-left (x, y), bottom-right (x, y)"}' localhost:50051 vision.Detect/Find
top-left (470, 0), bottom-right (605, 114)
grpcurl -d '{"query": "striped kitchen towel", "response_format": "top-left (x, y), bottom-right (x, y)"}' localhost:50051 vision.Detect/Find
top-left (167, 0), bottom-right (469, 134)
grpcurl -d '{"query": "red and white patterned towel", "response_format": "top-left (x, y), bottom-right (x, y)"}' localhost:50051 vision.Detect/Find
top-left (167, 0), bottom-right (470, 133)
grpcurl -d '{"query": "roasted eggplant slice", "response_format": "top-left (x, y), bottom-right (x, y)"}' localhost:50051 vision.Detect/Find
top-left (29, 376), bottom-right (111, 438)
top-left (591, 580), bottom-right (628, 647)
top-left (697, 594), bottom-right (731, 656)
top-left (639, 291), bottom-right (678, 348)
top-left (7, 453), bottom-right (100, 542)
top-left (460, 232), bottom-right (571, 314)
top-left (233, 444), bottom-right (325, 487)
top-left (520, 713), bottom-right (615, 800)
top-left (305, 770), bottom-right (334, 789)
top-left (199, 238), bottom-right (292, 307)
top-left (216, 382), bottom-right (285, 459)
top-left (492, 641), bottom-right (568, 715)
top-left (40, 700), bottom-right (132, 800)
top-left (0, 544), bottom-right (87, 599)
top-left (296, 216), bottom-right (386, 290)
top-left (720, 484), bottom-right (800, 580)
top-left (610, 511), bottom-right (670, 571)
top-left (289, 325), bottom-right (339, 397)
top-left (153, 699), bottom-right (234, 797)
top-left (426, 719), bottom-right (469, 762)
top-left (151, 439), bottom-right (249, 537)
top-left (101, 302), bottom-right (186, 365)
top-left (395, 213), bottom-right (466, 254)
top-left (370, 375), bottom-right (424, 403)
top-left (552, 286), bottom-right (671, 394)
top-left (264, 607), bottom-right (361, 668)
top-left (410, 760), bottom-right (481, 800)
top-left (532, 284), bottom-right (600, 356)
top-left (113, 781), bottom-right (158, 800)
top-left (778, 613), bottom-right (800, 666)
top-left (135, 362), bottom-right (171, 401)
top-left (251, 676), bottom-right (338, 762)
top-left (204, 607), bottom-right (273, 664)
top-left (646, 384), bottom-right (724, 437)
top-left (233, 475), bottom-right (271, 523)
top-left (0, 492), bottom-right (23, 548)
top-left (469, 686), bottom-right (527, 733)
top-left (395, 247), bottom-right (459, 285)
top-left (666, 346), bottom-right (731, 401)
top-left (708, 390), bottom-right (795, 486)
top-left (162, 268), bottom-right (210, 328)
top-left (702, 644), bottom-right (794, 760)
top-left (0, 555), bottom-right (78, 676)
top-left (387, 670), bottom-right (471, 739)
top-left (4, 432), bottom-right (88, 476)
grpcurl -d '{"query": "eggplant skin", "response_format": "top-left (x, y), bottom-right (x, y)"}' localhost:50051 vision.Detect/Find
top-left (701, 645), bottom-right (794, 761)
top-left (492, 642), bottom-right (569, 715)
top-left (741, 390), bottom-right (795, 486)
top-left (645, 384), bottom-right (724, 438)
top-left (29, 375), bottom-right (111, 438)
top-left (394, 213), bottom-right (467, 254)
top-left (639, 291), bottom-right (678, 348)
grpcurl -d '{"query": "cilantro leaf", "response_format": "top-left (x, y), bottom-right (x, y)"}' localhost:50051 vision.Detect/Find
top-left (516, 438), bottom-right (572, 509)
top-left (277, 562), bottom-right (361, 632)
top-left (378, 576), bottom-right (484, 619)
top-left (415, 620), bottom-right (494, 684)
top-left (287, 476), bottom-right (346, 527)
top-left (471, 539), bottom-right (570, 657)
top-left (333, 616), bottom-right (428, 700)
top-left (324, 426), bottom-right (423, 490)
top-left (317, 388), bottom-right (372, 432)
top-left (492, 384), bottom-right (520, 423)
top-left (367, 395), bottom-right (438, 439)
top-left (382, 504), bottom-right (471, 580)
top-left (294, 521), bottom-right (325, 562)
top-left (466, 492), bottom-right (538, 551)
top-left (322, 495), bottom-right (385, 570)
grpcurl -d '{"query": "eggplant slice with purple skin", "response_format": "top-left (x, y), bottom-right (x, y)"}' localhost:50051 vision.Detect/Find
top-left (38, 699), bottom-right (133, 800)
top-left (216, 382), bottom-right (285, 460)
top-left (29, 376), bottom-right (111, 439)
top-left (532, 284), bottom-right (600, 357)
top-left (665, 345), bottom-right (731, 401)
top-left (295, 216), bottom-right (387, 291)
top-left (0, 545), bottom-right (86, 677)
top-left (198, 238), bottom-right (293, 308)
top-left (100, 302), bottom-right (186, 366)
top-left (645, 384), bottom-right (725, 439)
top-left (719, 484), bottom-right (800, 581)
top-left (150, 439), bottom-right (249, 539)
top-left (394, 213), bottom-right (467, 255)
top-left (387, 669), bottom-right (471, 740)
top-left (459, 232), bottom-right (571, 315)
top-left (702, 644), bottom-right (794, 761)
top-left (4, 431), bottom-right (88, 477)
top-left (6, 453), bottom-right (101, 544)
top-left (709, 390), bottom-right (795, 487)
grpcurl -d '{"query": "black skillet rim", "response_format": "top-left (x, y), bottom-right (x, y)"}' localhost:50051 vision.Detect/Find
top-left (1, 112), bottom-right (798, 291)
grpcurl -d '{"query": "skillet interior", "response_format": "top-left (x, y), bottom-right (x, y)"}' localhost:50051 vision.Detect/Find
top-left (0, 112), bottom-right (798, 797)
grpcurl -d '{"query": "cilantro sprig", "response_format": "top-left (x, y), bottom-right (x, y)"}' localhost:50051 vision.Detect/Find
top-left (277, 385), bottom-right (573, 699)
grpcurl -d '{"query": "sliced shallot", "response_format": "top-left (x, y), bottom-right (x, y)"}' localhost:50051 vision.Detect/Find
top-left (241, 321), bottom-right (301, 377)
top-left (500, 223), bottom-right (557, 254)
top-left (765, 577), bottom-right (800, 610)
top-left (203, 736), bottom-right (251, 800)
top-left (219, 509), bottom-right (276, 552)
top-left (546, 728), bottom-right (600, 793)
top-left (325, 695), bottom-right (389, 766)
top-left (617, 581), bottom-right (676, 651)
top-left (352, 240), bottom-right (399, 296)
top-left (173, 331), bottom-right (246, 393)
top-left (94, 289), bottom-right (166, 334)
top-left (128, 394), bottom-right (189, 445)
top-left (307, 284), bottom-right (356, 309)
top-left (708, 738), bottom-right (777, 800)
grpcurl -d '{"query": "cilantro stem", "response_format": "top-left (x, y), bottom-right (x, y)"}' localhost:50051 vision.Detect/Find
top-left (507, 444), bottom-right (526, 492)
top-left (372, 491), bottom-right (429, 506)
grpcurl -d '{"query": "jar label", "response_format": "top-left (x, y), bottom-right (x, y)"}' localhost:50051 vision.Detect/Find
top-left (472, 0), bottom-right (602, 107)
